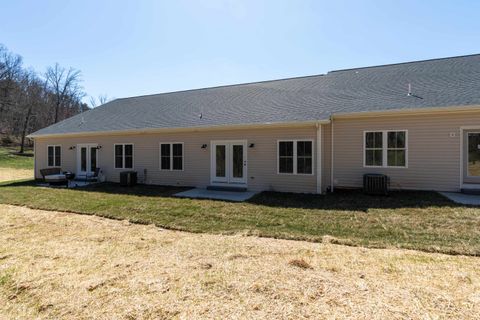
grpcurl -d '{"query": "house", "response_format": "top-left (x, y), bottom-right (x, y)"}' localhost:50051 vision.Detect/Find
top-left (28, 54), bottom-right (480, 194)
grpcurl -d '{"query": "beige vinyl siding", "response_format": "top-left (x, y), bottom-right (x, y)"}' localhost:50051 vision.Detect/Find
top-left (321, 123), bottom-right (332, 192)
top-left (34, 110), bottom-right (480, 193)
top-left (330, 111), bottom-right (480, 192)
top-left (34, 126), bottom-right (318, 193)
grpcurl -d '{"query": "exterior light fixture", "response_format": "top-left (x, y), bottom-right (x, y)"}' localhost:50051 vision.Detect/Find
top-left (249, 143), bottom-right (255, 148)
top-left (69, 146), bottom-right (76, 150)
top-left (201, 144), bottom-right (207, 149)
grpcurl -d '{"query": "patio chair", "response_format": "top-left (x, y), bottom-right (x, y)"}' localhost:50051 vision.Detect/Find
top-left (85, 168), bottom-right (101, 182)
top-left (40, 168), bottom-right (68, 186)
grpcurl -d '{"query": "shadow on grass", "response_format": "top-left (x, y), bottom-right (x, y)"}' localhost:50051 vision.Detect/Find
top-left (0, 180), bottom-right (460, 211)
top-left (0, 179), bottom-right (36, 187)
top-left (78, 182), bottom-right (192, 197)
top-left (0, 180), bottom-right (190, 198)
top-left (247, 189), bottom-right (459, 211)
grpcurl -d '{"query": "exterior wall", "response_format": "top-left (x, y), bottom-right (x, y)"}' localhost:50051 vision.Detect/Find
top-left (34, 126), bottom-right (319, 193)
top-left (330, 111), bottom-right (480, 192)
top-left (33, 110), bottom-right (480, 194)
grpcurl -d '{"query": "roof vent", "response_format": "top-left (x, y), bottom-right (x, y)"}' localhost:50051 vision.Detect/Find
top-left (406, 83), bottom-right (423, 99)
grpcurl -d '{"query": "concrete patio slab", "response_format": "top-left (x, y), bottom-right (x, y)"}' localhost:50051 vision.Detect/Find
top-left (440, 192), bottom-right (480, 206)
top-left (37, 180), bottom-right (100, 189)
top-left (174, 188), bottom-right (258, 202)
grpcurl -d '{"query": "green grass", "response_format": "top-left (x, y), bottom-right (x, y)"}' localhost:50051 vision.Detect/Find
top-left (0, 181), bottom-right (479, 256)
top-left (0, 147), bottom-right (34, 169)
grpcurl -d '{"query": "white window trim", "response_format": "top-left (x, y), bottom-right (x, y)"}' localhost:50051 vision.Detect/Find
top-left (277, 139), bottom-right (315, 175)
top-left (159, 142), bottom-right (184, 171)
top-left (465, 131), bottom-right (480, 178)
top-left (113, 143), bottom-right (135, 169)
top-left (363, 130), bottom-right (408, 168)
top-left (47, 145), bottom-right (61, 167)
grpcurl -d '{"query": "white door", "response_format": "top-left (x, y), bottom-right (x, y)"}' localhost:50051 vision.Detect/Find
top-left (211, 140), bottom-right (247, 185)
top-left (77, 144), bottom-right (98, 177)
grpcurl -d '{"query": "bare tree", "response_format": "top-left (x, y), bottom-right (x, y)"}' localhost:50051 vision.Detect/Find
top-left (45, 63), bottom-right (84, 123)
top-left (89, 93), bottom-right (110, 108)
top-left (0, 44), bottom-right (22, 82)
top-left (0, 44), bottom-right (23, 117)
top-left (0, 44), bottom-right (91, 148)
top-left (18, 70), bottom-right (45, 153)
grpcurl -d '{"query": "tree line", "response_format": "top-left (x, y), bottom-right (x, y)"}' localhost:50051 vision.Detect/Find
top-left (0, 44), bottom-right (108, 153)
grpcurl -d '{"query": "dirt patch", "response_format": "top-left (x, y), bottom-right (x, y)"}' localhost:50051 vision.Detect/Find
top-left (288, 258), bottom-right (313, 269)
top-left (0, 168), bottom-right (32, 182)
top-left (0, 204), bottom-right (479, 319)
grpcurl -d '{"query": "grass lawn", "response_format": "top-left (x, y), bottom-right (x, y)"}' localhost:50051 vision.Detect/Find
top-left (0, 146), bottom-right (33, 169)
top-left (1, 180), bottom-right (479, 256)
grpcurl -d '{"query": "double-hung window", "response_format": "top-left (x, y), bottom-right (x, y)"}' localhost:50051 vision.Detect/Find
top-left (47, 145), bottom-right (61, 167)
top-left (364, 131), bottom-right (407, 167)
top-left (160, 143), bottom-right (183, 171)
top-left (278, 140), bottom-right (313, 174)
top-left (114, 144), bottom-right (134, 169)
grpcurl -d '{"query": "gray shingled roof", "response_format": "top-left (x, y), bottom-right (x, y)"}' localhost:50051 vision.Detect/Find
top-left (31, 54), bottom-right (480, 137)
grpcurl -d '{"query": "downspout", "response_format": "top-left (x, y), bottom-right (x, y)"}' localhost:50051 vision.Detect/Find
top-left (316, 122), bottom-right (322, 194)
top-left (330, 114), bottom-right (334, 192)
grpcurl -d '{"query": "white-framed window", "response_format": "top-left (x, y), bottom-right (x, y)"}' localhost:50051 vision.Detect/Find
top-left (277, 140), bottom-right (313, 175)
top-left (160, 142), bottom-right (183, 171)
top-left (47, 145), bottom-right (61, 167)
top-left (364, 130), bottom-right (407, 168)
top-left (114, 143), bottom-right (134, 169)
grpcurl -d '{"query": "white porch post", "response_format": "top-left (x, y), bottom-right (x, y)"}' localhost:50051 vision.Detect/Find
top-left (316, 122), bottom-right (322, 194)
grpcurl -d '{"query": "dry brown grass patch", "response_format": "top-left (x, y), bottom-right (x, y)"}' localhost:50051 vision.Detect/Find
top-left (0, 168), bottom-right (32, 182)
top-left (1, 204), bottom-right (479, 319)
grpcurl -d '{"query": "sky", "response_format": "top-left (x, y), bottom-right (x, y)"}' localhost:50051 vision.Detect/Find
top-left (1, 0), bottom-right (479, 104)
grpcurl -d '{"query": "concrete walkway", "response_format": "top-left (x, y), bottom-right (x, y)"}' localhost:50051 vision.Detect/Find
top-left (440, 192), bottom-right (480, 205)
top-left (174, 188), bottom-right (258, 202)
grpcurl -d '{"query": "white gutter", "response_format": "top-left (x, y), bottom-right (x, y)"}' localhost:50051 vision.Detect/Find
top-left (332, 104), bottom-right (480, 119)
top-left (28, 119), bottom-right (331, 139)
top-left (28, 104), bottom-right (480, 139)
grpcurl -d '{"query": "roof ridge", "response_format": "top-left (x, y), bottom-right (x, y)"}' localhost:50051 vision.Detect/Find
top-left (328, 53), bottom-right (480, 74)
top-left (116, 73), bottom-right (326, 101)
